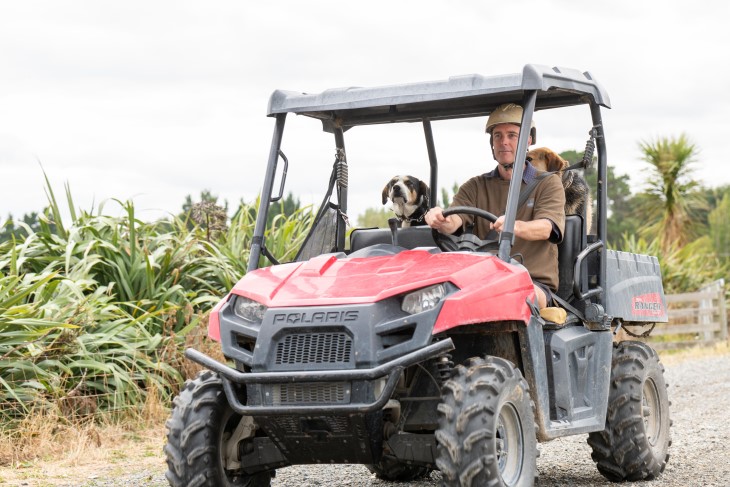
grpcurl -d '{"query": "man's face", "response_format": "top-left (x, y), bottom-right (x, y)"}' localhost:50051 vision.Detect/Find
top-left (491, 123), bottom-right (521, 165)
top-left (491, 123), bottom-right (532, 180)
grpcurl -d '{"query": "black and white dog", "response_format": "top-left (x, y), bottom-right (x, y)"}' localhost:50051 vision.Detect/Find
top-left (382, 175), bottom-right (430, 227)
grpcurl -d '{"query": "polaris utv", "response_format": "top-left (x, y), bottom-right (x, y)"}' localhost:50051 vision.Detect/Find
top-left (165, 64), bottom-right (671, 486)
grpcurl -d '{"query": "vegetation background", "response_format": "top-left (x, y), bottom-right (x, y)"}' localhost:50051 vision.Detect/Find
top-left (1, 134), bottom-right (729, 477)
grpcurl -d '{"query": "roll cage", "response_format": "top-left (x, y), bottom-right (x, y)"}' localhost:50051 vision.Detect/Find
top-left (250, 64), bottom-right (611, 308)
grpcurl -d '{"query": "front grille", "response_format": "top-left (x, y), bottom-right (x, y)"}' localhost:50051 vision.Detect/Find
top-left (274, 415), bottom-right (351, 434)
top-left (275, 332), bottom-right (353, 365)
top-left (268, 382), bottom-right (350, 405)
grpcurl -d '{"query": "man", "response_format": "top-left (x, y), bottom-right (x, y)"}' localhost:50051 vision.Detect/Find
top-left (425, 103), bottom-right (565, 309)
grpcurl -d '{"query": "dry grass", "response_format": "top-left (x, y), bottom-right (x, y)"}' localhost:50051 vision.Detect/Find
top-left (657, 339), bottom-right (730, 365)
top-left (0, 422), bottom-right (166, 486)
top-left (0, 384), bottom-right (170, 486)
top-left (0, 419), bottom-right (166, 483)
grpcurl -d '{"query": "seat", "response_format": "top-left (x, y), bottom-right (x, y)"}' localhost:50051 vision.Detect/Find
top-left (349, 226), bottom-right (437, 252)
top-left (556, 215), bottom-right (586, 301)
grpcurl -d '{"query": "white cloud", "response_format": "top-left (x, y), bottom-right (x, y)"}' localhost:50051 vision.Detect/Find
top-left (1, 0), bottom-right (729, 224)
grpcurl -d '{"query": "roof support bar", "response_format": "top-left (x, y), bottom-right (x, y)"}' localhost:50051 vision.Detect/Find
top-left (591, 102), bottom-right (608, 307)
top-left (333, 126), bottom-right (348, 251)
top-left (498, 90), bottom-right (538, 263)
top-left (422, 119), bottom-right (439, 207)
top-left (248, 113), bottom-right (287, 272)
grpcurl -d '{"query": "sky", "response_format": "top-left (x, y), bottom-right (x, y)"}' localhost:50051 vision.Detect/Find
top-left (2, 1), bottom-right (729, 225)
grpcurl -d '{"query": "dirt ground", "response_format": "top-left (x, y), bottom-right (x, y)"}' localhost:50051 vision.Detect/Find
top-left (1, 343), bottom-right (728, 487)
top-left (0, 425), bottom-right (167, 487)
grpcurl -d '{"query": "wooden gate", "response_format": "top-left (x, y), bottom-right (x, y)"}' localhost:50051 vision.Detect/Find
top-left (646, 279), bottom-right (727, 349)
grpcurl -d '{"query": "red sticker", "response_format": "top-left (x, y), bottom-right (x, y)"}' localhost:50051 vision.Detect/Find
top-left (632, 293), bottom-right (664, 316)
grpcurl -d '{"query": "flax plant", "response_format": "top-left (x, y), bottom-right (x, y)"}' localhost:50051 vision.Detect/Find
top-left (1, 178), bottom-right (318, 427)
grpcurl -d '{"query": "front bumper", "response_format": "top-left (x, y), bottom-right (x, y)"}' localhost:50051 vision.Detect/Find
top-left (185, 337), bottom-right (454, 415)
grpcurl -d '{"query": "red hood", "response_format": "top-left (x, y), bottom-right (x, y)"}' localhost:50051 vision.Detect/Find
top-left (231, 249), bottom-right (535, 329)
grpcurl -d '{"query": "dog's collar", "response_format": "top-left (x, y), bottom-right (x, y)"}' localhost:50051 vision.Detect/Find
top-left (396, 204), bottom-right (428, 224)
top-left (398, 213), bottom-right (426, 224)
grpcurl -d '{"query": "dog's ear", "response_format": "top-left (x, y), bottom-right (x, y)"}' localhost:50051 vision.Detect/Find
top-left (418, 180), bottom-right (430, 206)
top-left (382, 183), bottom-right (390, 205)
top-left (547, 151), bottom-right (568, 172)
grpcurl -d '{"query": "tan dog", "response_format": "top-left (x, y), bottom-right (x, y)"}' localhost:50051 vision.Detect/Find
top-left (528, 147), bottom-right (593, 232)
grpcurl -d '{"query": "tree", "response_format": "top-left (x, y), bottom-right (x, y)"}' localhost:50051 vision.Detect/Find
top-left (1, 211), bottom-right (48, 242)
top-left (563, 151), bottom-right (639, 248)
top-left (440, 182), bottom-right (460, 208)
top-left (179, 190), bottom-right (226, 221)
top-left (708, 192), bottom-right (730, 259)
top-left (178, 190), bottom-right (229, 239)
top-left (637, 134), bottom-right (706, 252)
top-left (356, 207), bottom-right (390, 228)
top-left (694, 184), bottom-right (730, 229)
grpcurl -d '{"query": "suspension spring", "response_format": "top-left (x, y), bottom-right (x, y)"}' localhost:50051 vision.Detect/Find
top-left (581, 137), bottom-right (595, 168)
top-left (435, 353), bottom-right (454, 383)
top-left (335, 148), bottom-right (348, 189)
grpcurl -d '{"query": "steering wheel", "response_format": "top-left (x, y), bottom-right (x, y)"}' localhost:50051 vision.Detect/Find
top-left (432, 206), bottom-right (500, 252)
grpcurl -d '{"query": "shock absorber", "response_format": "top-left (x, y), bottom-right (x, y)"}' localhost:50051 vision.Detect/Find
top-left (435, 353), bottom-right (454, 383)
top-left (581, 128), bottom-right (597, 168)
top-left (335, 148), bottom-right (348, 189)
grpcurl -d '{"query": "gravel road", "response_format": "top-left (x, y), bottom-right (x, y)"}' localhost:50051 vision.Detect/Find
top-left (72, 350), bottom-right (730, 486)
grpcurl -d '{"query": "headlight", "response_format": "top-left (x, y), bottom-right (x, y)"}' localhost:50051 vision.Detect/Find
top-left (401, 284), bottom-right (447, 315)
top-left (233, 296), bottom-right (267, 323)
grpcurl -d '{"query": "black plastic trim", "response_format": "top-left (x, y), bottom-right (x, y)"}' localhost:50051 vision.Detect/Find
top-left (184, 338), bottom-right (454, 415)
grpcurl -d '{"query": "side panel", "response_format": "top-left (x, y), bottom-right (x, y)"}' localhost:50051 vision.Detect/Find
top-left (605, 250), bottom-right (668, 323)
top-left (544, 326), bottom-right (612, 431)
top-left (520, 318), bottom-right (612, 441)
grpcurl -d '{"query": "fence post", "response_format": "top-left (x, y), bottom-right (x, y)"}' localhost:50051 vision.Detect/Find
top-left (699, 283), bottom-right (712, 342)
top-left (699, 279), bottom-right (725, 342)
top-left (718, 278), bottom-right (727, 341)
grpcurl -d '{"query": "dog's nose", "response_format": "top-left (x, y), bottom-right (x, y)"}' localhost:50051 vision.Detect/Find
top-left (392, 186), bottom-right (402, 195)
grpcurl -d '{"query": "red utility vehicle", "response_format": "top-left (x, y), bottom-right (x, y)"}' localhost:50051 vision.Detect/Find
top-left (165, 65), bottom-right (671, 486)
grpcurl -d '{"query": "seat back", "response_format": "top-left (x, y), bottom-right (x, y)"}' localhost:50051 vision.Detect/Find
top-left (557, 215), bottom-right (586, 300)
top-left (349, 226), bottom-right (436, 252)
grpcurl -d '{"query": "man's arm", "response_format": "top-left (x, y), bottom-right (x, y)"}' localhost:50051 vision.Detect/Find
top-left (491, 216), bottom-right (553, 241)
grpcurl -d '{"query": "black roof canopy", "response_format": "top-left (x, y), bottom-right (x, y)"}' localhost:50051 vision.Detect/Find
top-left (267, 64), bottom-right (611, 129)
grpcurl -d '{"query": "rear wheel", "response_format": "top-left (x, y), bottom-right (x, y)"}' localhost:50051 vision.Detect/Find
top-left (436, 356), bottom-right (537, 487)
top-left (587, 341), bottom-right (671, 481)
top-left (165, 370), bottom-right (273, 487)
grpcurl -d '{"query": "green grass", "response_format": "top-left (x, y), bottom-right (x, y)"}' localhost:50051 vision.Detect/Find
top-left (0, 178), bottom-right (314, 431)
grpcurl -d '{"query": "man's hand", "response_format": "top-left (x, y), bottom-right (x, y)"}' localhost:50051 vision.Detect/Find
top-left (491, 216), bottom-right (553, 241)
top-left (425, 206), bottom-right (463, 235)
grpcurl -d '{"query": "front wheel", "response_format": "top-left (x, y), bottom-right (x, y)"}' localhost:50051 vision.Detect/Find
top-left (587, 341), bottom-right (672, 481)
top-left (435, 356), bottom-right (537, 487)
top-left (164, 370), bottom-right (273, 487)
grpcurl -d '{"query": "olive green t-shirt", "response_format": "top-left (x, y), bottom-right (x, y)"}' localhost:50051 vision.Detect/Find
top-left (451, 166), bottom-right (566, 290)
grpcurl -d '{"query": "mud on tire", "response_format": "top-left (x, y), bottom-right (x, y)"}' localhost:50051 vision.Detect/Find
top-left (164, 370), bottom-right (272, 487)
top-left (367, 455), bottom-right (431, 481)
top-left (435, 356), bottom-right (537, 487)
top-left (587, 340), bottom-right (672, 481)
